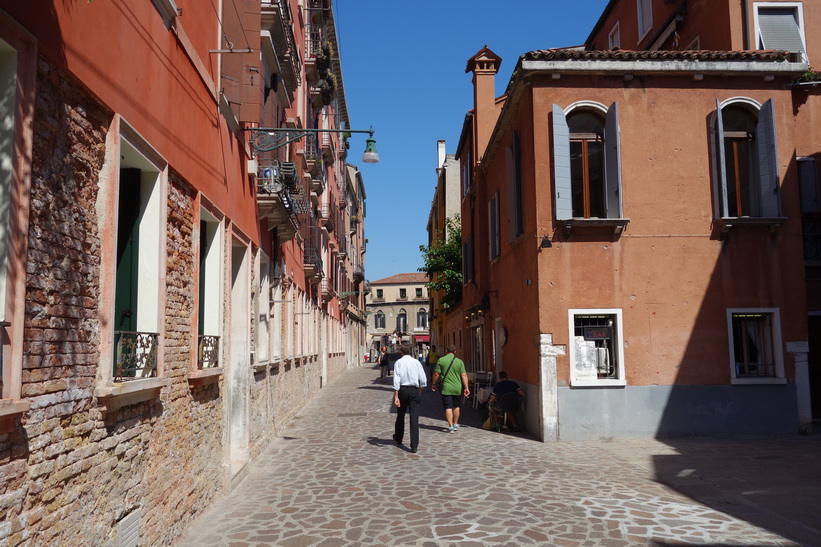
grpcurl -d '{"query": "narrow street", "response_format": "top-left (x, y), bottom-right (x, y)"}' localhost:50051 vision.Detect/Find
top-left (179, 365), bottom-right (821, 546)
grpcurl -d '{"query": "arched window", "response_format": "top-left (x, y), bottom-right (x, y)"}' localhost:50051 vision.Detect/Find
top-left (552, 102), bottom-right (622, 220)
top-left (568, 111), bottom-right (606, 218)
top-left (417, 308), bottom-right (428, 329)
top-left (396, 308), bottom-right (407, 333)
top-left (374, 310), bottom-right (385, 329)
top-left (713, 99), bottom-right (780, 218)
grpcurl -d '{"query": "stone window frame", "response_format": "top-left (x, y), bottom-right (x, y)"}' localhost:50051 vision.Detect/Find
top-left (93, 117), bottom-right (171, 411)
top-left (710, 97), bottom-right (784, 230)
top-left (753, 2), bottom-right (807, 62)
top-left (0, 13), bottom-right (36, 430)
top-left (568, 308), bottom-right (627, 387)
top-left (608, 21), bottom-right (621, 49)
top-left (726, 307), bottom-right (786, 385)
top-left (190, 197), bottom-right (225, 383)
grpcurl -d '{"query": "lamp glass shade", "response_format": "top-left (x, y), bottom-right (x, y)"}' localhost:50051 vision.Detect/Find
top-left (361, 137), bottom-right (380, 163)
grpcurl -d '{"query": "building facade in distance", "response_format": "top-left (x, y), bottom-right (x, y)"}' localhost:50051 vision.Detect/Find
top-left (366, 273), bottom-right (430, 358)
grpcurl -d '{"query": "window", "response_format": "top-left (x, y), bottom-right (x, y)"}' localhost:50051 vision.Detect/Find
top-left (462, 236), bottom-right (474, 283)
top-left (374, 310), bottom-right (385, 329)
top-left (375, 288), bottom-right (383, 300)
top-left (712, 99), bottom-right (780, 218)
top-left (198, 207), bottom-right (224, 369)
top-left (552, 103), bottom-right (622, 220)
top-left (568, 309), bottom-right (626, 386)
top-left (726, 309), bottom-right (785, 383)
top-left (112, 130), bottom-right (165, 381)
top-left (754, 3), bottom-right (806, 61)
top-left (798, 157), bottom-right (819, 214)
top-left (489, 191), bottom-right (500, 259)
top-left (461, 135), bottom-right (473, 196)
top-left (0, 20), bottom-right (35, 417)
top-left (256, 252), bottom-right (270, 365)
top-left (687, 36), bottom-right (701, 50)
top-left (637, 0), bottom-right (653, 39)
top-left (506, 131), bottom-right (524, 241)
top-left (415, 287), bottom-right (423, 298)
top-left (609, 22), bottom-right (621, 49)
top-left (417, 308), bottom-right (428, 329)
top-left (396, 309), bottom-right (407, 333)
top-left (399, 288), bottom-right (407, 300)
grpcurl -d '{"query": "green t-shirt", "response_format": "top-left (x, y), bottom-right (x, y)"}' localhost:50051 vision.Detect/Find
top-left (435, 355), bottom-right (466, 396)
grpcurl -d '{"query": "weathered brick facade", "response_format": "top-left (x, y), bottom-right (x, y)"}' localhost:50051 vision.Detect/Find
top-left (0, 1), bottom-right (369, 543)
top-left (0, 55), bottom-right (228, 546)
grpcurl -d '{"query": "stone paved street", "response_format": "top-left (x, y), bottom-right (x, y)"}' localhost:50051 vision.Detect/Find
top-left (178, 365), bottom-right (821, 546)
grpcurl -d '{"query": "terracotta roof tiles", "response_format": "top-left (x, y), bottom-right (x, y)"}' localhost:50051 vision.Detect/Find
top-left (522, 49), bottom-right (794, 62)
top-left (370, 273), bottom-right (429, 285)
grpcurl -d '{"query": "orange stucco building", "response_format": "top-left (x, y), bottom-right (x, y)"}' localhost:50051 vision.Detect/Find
top-left (455, 38), bottom-right (813, 441)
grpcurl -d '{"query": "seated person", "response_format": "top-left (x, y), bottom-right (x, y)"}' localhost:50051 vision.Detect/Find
top-left (488, 371), bottom-right (525, 431)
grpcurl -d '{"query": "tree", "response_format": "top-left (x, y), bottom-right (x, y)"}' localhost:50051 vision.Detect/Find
top-left (419, 215), bottom-right (462, 309)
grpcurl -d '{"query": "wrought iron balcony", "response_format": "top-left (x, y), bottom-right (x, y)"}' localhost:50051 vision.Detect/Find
top-left (114, 331), bottom-right (159, 381)
top-left (303, 245), bottom-right (324, 283)
top-left (320, 277), bottom-right (334, 302)
top-left (198, 335), bottom-right (220, 369)
top-left (319, 197), bottom-right (335, 233)
top-left (256, 164), bottom-right (300, 242)
top-left (260, 0), bottom-right (301, 89)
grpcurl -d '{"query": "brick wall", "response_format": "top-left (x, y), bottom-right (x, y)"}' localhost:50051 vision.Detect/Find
top-left (0, 55), bottom-right (224, 546)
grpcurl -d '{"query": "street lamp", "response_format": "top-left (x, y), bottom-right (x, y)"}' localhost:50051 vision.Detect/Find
top-left (247, 126), bottom-right (379, 164)
top-left (338, 289), bottom-right (371, 298)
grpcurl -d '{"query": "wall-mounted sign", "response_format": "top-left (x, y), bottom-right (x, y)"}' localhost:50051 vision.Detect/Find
top-left (786, 341), bottom-right (809, 353)
top-left (583, 326), bottom-right (611, 341)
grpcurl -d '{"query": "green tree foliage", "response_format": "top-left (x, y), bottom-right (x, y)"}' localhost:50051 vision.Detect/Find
top-left (419, 215), bottom-right (462, 309)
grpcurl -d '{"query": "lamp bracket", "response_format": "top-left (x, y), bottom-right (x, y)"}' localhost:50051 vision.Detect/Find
top-left (246, 127), bottom-right (374, 154)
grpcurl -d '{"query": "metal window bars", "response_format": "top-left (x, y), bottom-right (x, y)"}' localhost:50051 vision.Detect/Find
top-left (114, 331), bottom-right (159, 381)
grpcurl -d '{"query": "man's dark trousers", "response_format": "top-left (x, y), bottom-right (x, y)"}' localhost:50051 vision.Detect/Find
top-left (395, 386), bottom-right (421, 450)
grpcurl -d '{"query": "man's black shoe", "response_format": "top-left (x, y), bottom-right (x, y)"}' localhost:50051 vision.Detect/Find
top-left (393, 435), bottom-right (402, 446)
top-left (411, 447), bottom-right (418, 453)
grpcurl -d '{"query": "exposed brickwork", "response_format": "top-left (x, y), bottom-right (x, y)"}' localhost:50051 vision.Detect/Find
top-left (0, 56), bottom-right (224, 546)
top-left (140, 172), bottom-right (224, 545)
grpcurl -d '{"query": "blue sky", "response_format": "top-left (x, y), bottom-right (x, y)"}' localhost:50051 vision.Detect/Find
top-left (336, 1), bottom-right (610, 282)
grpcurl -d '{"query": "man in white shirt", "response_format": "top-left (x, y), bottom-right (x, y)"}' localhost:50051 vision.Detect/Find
top-left (392, 343), bottom-right (427, 453)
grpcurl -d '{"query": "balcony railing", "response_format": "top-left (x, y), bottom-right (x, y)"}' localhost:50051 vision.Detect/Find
top-left (261, 0), bottom-right (301, 87)
top-left (198, 335), bottom-right (220, 369)
top-left (114, 331), bottom-right (159, 381)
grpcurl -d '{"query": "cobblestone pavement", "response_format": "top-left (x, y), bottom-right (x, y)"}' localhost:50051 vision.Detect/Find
top-left (178, 365), bottom-right (821, 546)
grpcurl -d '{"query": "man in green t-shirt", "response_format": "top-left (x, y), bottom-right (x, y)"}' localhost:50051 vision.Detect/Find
top-left (431, 345), bottom-right (470, 433)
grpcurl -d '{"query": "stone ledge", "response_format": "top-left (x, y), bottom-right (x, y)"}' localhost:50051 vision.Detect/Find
top-left (0, 399), bottom-right (31, 433)
top-left (94, 378), bottom-right (171, 413)
top-left (189, 367), bottom-right (223, 386)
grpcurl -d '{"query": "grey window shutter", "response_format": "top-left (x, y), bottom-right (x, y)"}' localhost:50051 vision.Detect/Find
top-left (506, 146), bottom-right (516, 242)
top-left (604, 102), bottom-right (622, 219)
top-left (756, 98), bottom-right (780, 217)
top-left (552, 104), bottom-right (572, 220)
top-left (713, 99), bottom-right (729, 217)
top-left (758, 9), bottom-right (805, 55)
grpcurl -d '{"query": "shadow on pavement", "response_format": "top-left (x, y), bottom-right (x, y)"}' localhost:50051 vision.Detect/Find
top-left (652, 436), bottom-right (821, 546)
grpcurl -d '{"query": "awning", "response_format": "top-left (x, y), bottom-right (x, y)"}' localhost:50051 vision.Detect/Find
top-left (414, 335), bottom-right (430, 343)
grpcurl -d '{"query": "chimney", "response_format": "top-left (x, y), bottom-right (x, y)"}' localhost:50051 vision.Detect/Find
top-left (465, 45), bottom-right (502, 161)
top-left (437, 140), bottom-right (446, 170)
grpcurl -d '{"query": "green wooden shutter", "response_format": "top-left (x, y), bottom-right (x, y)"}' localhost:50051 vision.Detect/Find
top-left (115, 168), bottom-right (141, 333)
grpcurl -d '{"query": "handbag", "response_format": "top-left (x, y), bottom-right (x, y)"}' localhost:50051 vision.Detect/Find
top-left (435, 355), bottom-right (456, 393)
